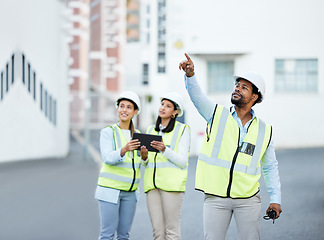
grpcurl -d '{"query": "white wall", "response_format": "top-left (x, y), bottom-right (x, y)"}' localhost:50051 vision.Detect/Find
top-left (165, 0), bottom-right (324, 154)
top-left (0, 0), bottom-right (70, 162)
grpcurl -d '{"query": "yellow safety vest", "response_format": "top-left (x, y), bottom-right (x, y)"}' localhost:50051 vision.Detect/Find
top-left (144, 121), bottom-right (190, 193)
top-left (196, 105), bottom-right (272, 198)
top-left (97, 124), bottom-right (141, 192)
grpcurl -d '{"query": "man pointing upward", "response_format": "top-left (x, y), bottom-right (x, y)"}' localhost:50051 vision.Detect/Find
top-left (179, 53), bottom-right (282, 240)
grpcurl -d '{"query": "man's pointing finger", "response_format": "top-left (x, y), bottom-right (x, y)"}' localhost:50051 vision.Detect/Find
top-left (184, 53), bottom-right (192, 62)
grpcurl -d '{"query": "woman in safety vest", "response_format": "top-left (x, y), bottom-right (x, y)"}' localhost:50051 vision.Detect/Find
top-left (140, 92), bottom-right (191, 240)
top-left (95, 91), bottom-right (143, 240)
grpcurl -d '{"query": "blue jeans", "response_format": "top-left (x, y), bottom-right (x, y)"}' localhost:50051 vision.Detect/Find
top-left (98, 191), bottom-right (137, 240)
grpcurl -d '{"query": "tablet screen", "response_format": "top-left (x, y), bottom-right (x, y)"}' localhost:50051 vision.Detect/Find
top-left (133, 132), bottom-right (162, 152)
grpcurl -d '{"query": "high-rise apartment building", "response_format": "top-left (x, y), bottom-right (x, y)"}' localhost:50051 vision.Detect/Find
top-left (61, 0), bottom-right (90, 128)
top-left (64, 0), bottom-right (142, 129)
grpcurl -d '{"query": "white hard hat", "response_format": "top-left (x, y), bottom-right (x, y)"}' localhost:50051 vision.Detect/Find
top-left (161, 92), bottom-right (184, 117)
top-left (116, 91), bottom-right (141, 115)
top-left (233, 72), bottom-right (265, 103)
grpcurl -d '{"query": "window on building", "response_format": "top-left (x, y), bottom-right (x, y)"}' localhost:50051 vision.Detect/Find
top-left (158, 43), bottom-right (165, 52)
top-left (11, 54), bottom-right (14, 84)
top-left (126, 0), bottom-right (140, 42)
top-left (207, 61), bottom-right (234, 93)
top-left (22, 54), bottom-right (25, 84)
top-left (33, 72), bottom-right (36, 100)
top-left (146, 33), bottom-right (150, 44)
top-left (28, 63), bottom-right (31, 92)
top-left (157, 0), bottom-right (166, 74)
top-left (45, 90), bottom-right (48, 117)
top-left (146, 19), bottom-right (150, 44)
top-left (275, 59), bottom-right (318, 92)
top-left (6, 64), bottom-right (9, 92)
top-left (49, 95), bottom-right (52, 122)
top-left (143, 63), bottom-right (149, 85)
top-left (145, 5), bottom-right (150, 44)
top-left (158, 29), bottom-right (166, 41)
top-left (158, 0), bottom-right (166, 9)
top-left (158, 52), bottom-right (166, 73)
top-left (40, 83), bottom-right (43, 111)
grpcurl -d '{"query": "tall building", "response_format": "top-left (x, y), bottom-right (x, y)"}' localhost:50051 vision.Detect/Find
top-left (61, 0), bottom-right (90, 129)
top-left (65, 0), bottom-right (143, 129)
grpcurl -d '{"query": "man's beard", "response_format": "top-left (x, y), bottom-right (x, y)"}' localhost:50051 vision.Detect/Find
top-left (231, 93), bottom-right (245, 107)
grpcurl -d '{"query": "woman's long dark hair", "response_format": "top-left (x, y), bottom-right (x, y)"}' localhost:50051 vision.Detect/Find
top-left (154, 99), bottom-right (178, 133)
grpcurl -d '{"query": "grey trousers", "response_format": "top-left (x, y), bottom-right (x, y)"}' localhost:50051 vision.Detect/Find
top-left (146, 188), bottom-right (184, 240)
top-left (204, 193), bottom-right (261, 240)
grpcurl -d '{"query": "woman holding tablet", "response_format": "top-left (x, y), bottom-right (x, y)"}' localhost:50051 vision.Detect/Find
top-left (95, 91), bottom-right (143, 240)
top-left (140, 92), bottom-right (191, 240)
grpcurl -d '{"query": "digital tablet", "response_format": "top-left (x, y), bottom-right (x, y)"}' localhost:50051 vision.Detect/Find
top-left (132, 132), bottom-right (162, 152)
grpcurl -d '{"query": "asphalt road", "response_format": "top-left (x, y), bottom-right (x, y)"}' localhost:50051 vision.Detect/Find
top-left (1, 135), bottom-right (324, 240)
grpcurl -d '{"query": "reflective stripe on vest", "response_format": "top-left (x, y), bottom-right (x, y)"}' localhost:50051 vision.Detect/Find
top-left (198, 107), bottom-right (266, 176)
top-left (113, 125), bottom-right (122, 150)
top-left (144, 122), bottom-right (189, 192)
top-left (145, 161), bottom-right (187, 170)
top-left (99, 172), bottom-right (140, 184)
top-left (97, 124), bottom-right (141, 191)
top-left (196, 105), bottom-right (271, 198)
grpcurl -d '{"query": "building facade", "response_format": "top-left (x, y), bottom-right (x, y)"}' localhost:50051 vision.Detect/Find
top-left (127, 0), bottom-right (324, 154)
top-left (62, 0), bottom-right (90, 129)
top-left (66, 0), bottom-right (138, 129)
top-left (64, 0), bottom-right (324, 155)
top-left (0, 0), bottom-right (70, 162)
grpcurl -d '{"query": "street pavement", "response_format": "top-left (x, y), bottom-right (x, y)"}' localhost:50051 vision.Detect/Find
top-left (1, 133), bottom-right (324, 240)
